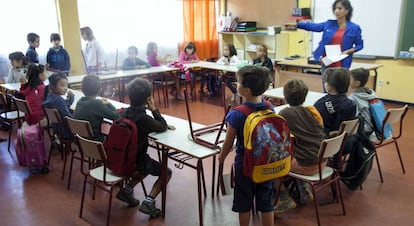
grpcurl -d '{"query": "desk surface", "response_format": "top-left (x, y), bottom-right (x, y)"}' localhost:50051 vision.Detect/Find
top-left (263, 87), bottom-right (325, 106)
top-left (187, 61), bottom-right (238, 73)
top-left (150, 114), bottom-right (224, 159)
top-left (68, 65), bottom-right (179, 84)
top-left (69, 89), bottom-right (129, 110)
top-left (277, 58), bottom-right (383, 71)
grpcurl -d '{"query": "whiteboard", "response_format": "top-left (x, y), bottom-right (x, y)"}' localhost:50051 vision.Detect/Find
top-left (312, 0), bottom-right (403, 57)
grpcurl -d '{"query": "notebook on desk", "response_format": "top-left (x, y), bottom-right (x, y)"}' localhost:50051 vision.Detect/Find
top-left (183, 89), bottom-right (229, 149)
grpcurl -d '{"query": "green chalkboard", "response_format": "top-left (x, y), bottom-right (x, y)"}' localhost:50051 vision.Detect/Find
top-left (399, 0), bottom-right (414, 51)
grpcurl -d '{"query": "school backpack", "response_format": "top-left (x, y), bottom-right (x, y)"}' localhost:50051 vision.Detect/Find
top-left (235, 102), bottom-right (292, 183)
top-left (369, 98), bottom-right (393, 139)
top-left (104, 118), bottom-right (138, 176)
top-left (14, 124), bottom-right (49, 173)
top-left (339, 116), bottom-right (376, 190)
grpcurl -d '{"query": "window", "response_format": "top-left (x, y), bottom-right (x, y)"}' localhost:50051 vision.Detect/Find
top-left (77, 0), bottom-right (184, 66)
top-left (0, 0), bottom-right (58, 74)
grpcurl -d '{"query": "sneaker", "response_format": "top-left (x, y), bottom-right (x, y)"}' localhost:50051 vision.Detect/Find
top-left (298, 182), bottom-right (314, 205)
top-left (116, 188), bottom-right (140, 207)
top-left (274, 193), bottom-right (297, 215)
top-left (139, 200), bottom-right (162, 218)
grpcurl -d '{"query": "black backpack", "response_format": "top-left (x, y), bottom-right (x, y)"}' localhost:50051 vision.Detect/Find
top-left (339, 116), bottom-right (376, 190)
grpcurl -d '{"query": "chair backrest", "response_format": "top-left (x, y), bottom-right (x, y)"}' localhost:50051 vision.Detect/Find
top-left (13, 97), bottom-right (32, 114)
top-left (338, 118), bottom-right (360, 136)
top-left (384, 105), bottom-right (408, 125)
top-left (44, 107), bottom-right (62, 124)
top-left (0, 92), bottom-right (7, 107)
top-left (75, 134), bottom-right (108, 178)
top-left (320, 132), bottom-right (347, 160)
top-left (381, 104), bottom-right (408, 139)
top-left (65, 116), bottom-right (93, 138)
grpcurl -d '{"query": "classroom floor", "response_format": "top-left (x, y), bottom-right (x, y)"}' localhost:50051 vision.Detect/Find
top-left (0, 84), bottom-right (413, 226)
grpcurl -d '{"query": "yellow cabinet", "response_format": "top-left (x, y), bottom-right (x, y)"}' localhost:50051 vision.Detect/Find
top-left (218, 31), bottom-right (289, 62)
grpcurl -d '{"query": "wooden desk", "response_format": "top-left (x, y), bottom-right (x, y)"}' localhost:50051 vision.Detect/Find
top-left (150, 115), bottom-right (225, 226)
top-left (275, 58), bottom-right (383, 90)
top-left (263, 87), bottom-right (325, 106)
top-left (68, 66), bottom-right (179, 102)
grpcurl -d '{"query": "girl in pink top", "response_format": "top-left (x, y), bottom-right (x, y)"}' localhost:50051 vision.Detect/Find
top-left (177, 42), bottom-right (199, 99)
top-left (19, 63), bottom-right (47, 125)
top-left (146, 42), bottom-right (170, 66)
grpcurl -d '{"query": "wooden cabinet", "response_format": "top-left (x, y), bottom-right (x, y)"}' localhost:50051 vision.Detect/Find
top-left (218, 31), bottom-right (289, 62)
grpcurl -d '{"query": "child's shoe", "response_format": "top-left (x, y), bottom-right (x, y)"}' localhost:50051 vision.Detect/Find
top-left (298, 182), bottom-right (314, 205)
top-left (274, 190), bottom-right (297, 215)
top-left (116, 186), bottom-right (140, 207)
top-left (139, 199), bottom-right (162, 218)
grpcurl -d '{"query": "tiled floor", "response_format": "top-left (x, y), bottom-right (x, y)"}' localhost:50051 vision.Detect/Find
top-left (0, 85), bottom-right (413, 226)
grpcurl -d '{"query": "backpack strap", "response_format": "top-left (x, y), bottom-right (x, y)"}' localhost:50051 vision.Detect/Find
top-left (235, 100), bottom-right (273, 116)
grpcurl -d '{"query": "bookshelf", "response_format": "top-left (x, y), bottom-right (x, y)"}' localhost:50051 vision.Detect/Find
top-left (218, 31), bottom-right (289, 62)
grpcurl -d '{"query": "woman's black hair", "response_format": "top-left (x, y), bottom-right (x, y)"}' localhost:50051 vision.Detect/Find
top-left (333, 0), bottom-right (353, 21)
top-left (26, 63), bottom-right (45, 89)
top-left (226, 44), bottom-right (237, 57)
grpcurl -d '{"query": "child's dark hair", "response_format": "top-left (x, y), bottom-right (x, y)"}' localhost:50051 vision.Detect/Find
top-left (323, 67), bottom-right (350, 94)
top-left (80, 26), bottom-right (95, 41)
top-left (126, 78), bottom-right (152, 106)
top-left (333, 0), bottom-right (353, 21)
top-left (50, 33), bottom-right (61, 42)
top-left (184, 42), bottom-right (197, 53)
top-left (226, 44), bottom-right (237, 57)
top-left (9, 51), bottom-right (28, 66)
top-left (350, 68), bottom-right (369, 87)
top-left (237, 65), bottom-right (270, 96)
top-left (27, 33), bottom-right (39, 43)
top-left (128, 46), bottom-right (138, 54)
top-left (283, 79), bottom-right (308, 106)
top-left (26, 64), bottom-right (45, 89)
top-left (82, 75), bottom-right (101, 97)
top-left (146, 42), bottom-right (157, 56)
top-left (48, 72), bottom-right (68, 90)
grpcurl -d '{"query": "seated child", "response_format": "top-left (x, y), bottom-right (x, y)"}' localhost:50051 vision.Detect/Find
top-left (348, 68), bottom-right (376, 135)
top-left (253, 44), bottom-right (274, 84)
top-left (74, 75), bottom-right (120, 142)
top-left (7, 51), bottom-right (28, 83)
top-left (177, 42), bottom-right (199, 99)
top-left (43, 72), bottom-right (74, 139)
top-left (116, 78), bottom-right (175, 218)
top-left (19, 63), bottom-right (48, 126)
top-left (122, 46), bottom-right (150, 70)
top-left (314, 67), bottom-right (356, 136)
top-left (276, 79), bottom-right (326, 214)
top-left (215, 44), bottom-right (241, 99)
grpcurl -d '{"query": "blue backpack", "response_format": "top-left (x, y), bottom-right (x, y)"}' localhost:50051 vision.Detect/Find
top-left (369, 98), bottom-right (393, 139)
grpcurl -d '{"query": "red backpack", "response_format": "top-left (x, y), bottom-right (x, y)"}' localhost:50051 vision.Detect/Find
top-left (235, 102), bottom-right (292, 183)
top-left (104, 118), bottom-right (138, 176)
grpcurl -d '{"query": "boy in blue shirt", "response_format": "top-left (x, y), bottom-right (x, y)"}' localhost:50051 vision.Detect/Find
top-left (26, 33), bottom-right (40, 63)
top-left (46, 33), bottom-right (71, 74)
top-left (219, 65), bottom-right (274, 226)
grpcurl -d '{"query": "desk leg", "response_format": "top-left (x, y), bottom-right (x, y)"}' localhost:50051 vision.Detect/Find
top-left (200, 160), bottom-right (207, 197)
top-left (197, 160), bottom-right (204, 226)
top-left (161, 146), bottom-right (168, 218)
top-left (119, 78), bottom-right (124, 103)
top-left (211, 156), bottom-right (216, 198)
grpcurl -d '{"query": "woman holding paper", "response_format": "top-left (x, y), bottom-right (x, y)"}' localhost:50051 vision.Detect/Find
top-left (297, 0), bottom-right (363, 69)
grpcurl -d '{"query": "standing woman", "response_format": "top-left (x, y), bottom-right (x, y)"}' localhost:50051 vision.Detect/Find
top-left (80, 26), bottom-right (105, 73)
top-left (297, 0), bottom-right (363, 89)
